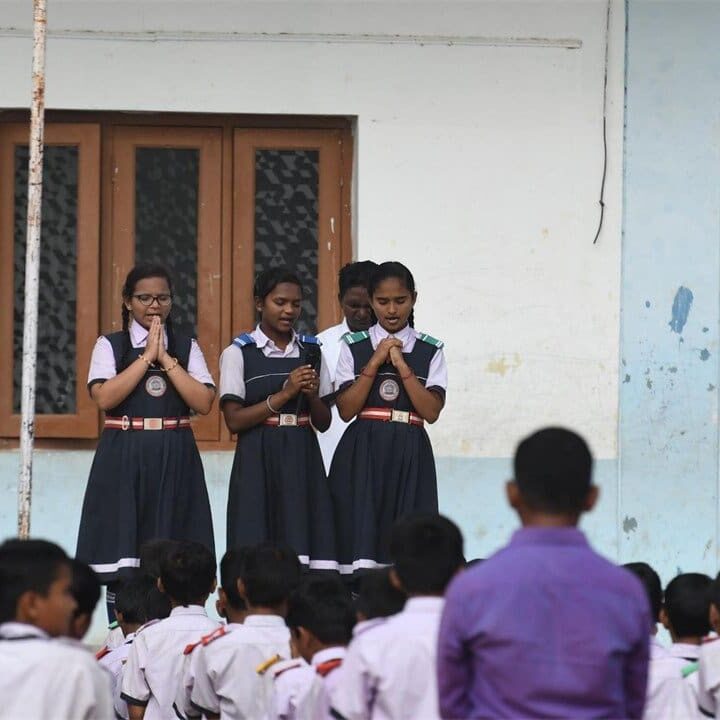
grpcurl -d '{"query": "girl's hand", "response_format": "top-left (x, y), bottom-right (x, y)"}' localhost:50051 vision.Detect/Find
top-left (144, 318), bottom-right (161, 363)
top-left (286, 365), bottom-right (316, 398)
top-left (154, 317), bottom-right (169, 364)
top-left (300, 369), bottom-right (320, 397)
top-left (369, 338), bottom-right (403, 371)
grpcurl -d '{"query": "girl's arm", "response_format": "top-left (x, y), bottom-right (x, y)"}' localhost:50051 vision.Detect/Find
top-left (389, 346), bottom-right (444, 423)
top-left (336, 338), bottom-right (402, 421)
top-left (90, 319), bottom-right (163, 411)
top-left (222, 365), bottom-right (316, 434)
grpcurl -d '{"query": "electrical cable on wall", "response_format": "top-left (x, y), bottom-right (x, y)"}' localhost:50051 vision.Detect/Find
top-left (593, 0), bottom-right (611, 245)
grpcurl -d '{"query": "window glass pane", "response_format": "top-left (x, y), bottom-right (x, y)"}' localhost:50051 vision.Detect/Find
top-left (134, 148), bottom-right (199, 338)
top-left (254, 149), bottom-right (319, 335)
top-left (13, 145), bottom-right (78, 414)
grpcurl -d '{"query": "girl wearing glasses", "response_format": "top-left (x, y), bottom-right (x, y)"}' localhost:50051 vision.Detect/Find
top-left (76, 263), bottom-right (216, 619)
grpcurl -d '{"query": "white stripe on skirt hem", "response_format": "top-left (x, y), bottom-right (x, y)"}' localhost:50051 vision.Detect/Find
top-left (90, 558), bottom-right (141, 573)
top-left (338, 559), bottom-right (391, 575)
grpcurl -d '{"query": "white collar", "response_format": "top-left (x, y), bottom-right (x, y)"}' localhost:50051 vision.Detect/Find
top-left (130, 318), bottom-right (167, 345)
top-left (0, 622), bottom-right (48, 640)
top-left (253, 324), bottom-right (299, 351)
top-left (373, 322), bottom-right (415, 344)
top-left (403, 596), bottom-right (445, 613)
top-left (170, 605), bottom-right (208, 617)
top-left (243, 614), bottom-right (286, 628)
top-left (311, 646), bottom-right (347, 666)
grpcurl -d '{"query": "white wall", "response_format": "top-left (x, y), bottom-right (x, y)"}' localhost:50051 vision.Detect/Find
top-left (0, 0), bottom-right (625, 462)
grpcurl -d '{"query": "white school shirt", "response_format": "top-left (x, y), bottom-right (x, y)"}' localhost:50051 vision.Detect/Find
top-left (267, 658), bottom-right (315, 720)
top-left (330, 597), bottom-right (444, 720)
top-left (317, 319), bottom-right (351, 472)
top-left (88, 318), bottom-right (215, 386)
top-left (296, 646), bottom-right (348, 720)
top-left (98, 631), bottom-right (135, 720)
top-left (644, 641), bottom-right (701, 719)
top-left (181, 615), bottom-right (291, 719)
top-left (121, 605), bottom-right (220, 720)
top-left (698, 638), bottom-right (720, 716)
top-left (334, 323), bottom-right (447, 393)
top-left (219, 325), bottom-right (332, 404)
top-left (0, 622), bottom-right (113, 720)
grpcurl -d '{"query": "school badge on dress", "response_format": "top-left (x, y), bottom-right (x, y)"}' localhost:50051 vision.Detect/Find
top-left (145, 375), bottom-right (167, 397)
top-left (379, 378), bottom-right (400, 401)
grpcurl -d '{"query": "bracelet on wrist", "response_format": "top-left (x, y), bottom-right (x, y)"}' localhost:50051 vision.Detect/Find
top-left (162, 357), bottom-right (179, 373)
top-left (266, 395), bottom-right (281, 414)
top-left (360, 366), bottom-right (377, 379)
top-left (138, 354), bottom-right (154, 368)
top-left (400, 369), bottom-right (414, 381)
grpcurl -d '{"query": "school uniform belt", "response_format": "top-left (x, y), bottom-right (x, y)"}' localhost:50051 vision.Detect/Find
top-left (359, 408), bottom-right (424, 426)
top-left (104, 416), bottom-right (192, 431)
top-left (263, 414), bottom-right (311, 428)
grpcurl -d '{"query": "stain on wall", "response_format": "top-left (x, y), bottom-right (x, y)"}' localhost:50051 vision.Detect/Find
top-left (668, 286), bottom-right (693, 334)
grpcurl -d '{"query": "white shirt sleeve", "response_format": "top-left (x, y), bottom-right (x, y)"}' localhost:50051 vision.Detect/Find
top-left (334, 342), bottom-right (357, 391)
top-left (188, 647), bottom-right (221, 716)
top-left (319, 354), bottom-right (333, 397)
top-left (329, 643), bottom-right (374, 720)
top-left (121, 635), bottom-right (150, 706)
top-left (426, 346), bottom-right (448, 391)
top-left (87, 336), bottom-right (117, 384)
top-left (219, 344), bottom-right (246, 403)
top-left (187, 339), bottom-right (215, 386)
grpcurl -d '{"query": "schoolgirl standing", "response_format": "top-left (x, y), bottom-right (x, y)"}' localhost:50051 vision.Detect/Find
top-left (219, 268), bottom-right (336, 570)
top-left (329, 261), bottom-right (447, 577)
top-left (76, 264), bottom-right (216, 607)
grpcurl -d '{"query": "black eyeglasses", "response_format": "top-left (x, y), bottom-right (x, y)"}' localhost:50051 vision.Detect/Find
top-left (132, 293), bottom-right (173, 307)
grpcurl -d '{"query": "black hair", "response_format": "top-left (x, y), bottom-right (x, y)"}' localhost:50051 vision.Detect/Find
top-left (139, 539), bottom-right (180, 581)
top-left (159, 542), bottom-right (216, 606)
top-left (114, 575), bottom-right (171, 625)
top-left (119, 264), bottom-right (177, 369)
top-left (286, 575), bottom-right (355, 645)
top-left (709, 573), bottom-right (720, 611)
top-left (70, 559), bottom-right (101, 619)
top-left (338, 261), bottom-right (379, 298)
top-left (0, 539), bottom-right (71, 623)
top-left (240, 544), bottom-right (302, 608)
top-left (368, 261), bottom-right (416, 328)
top-left (623, 562), bottom-right (662, 622)
top-left (664, 573), bottom-right (712, 637)
top-left (355, 568), bottom-right (406, 619)
top-left (220, 547), bottom-right (249, 612)
top-left (513, 427), bottom-right (593, 514)
top-left (389, 514), bottom-right (464, 595)
top-left (253, 268), bottom-right (303, 302)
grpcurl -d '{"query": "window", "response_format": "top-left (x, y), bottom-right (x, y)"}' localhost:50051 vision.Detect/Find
top-left (0, 113), bottom-right (353, 446)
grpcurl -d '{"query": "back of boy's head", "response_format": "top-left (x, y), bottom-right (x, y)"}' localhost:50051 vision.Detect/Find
top-left (513, 427), bottom-right (593, 514)
top-left (240, 544), bottom-right (302, 608)
top-left (159, 542), bottom-right (216, 606)
top-left (220, 547), bottom-right (249, 612)
top-left (139, 539), bottom-right (180, 580)
top-left (115, 575), bottom-right (171, 625)
top-left (623, 562), bottom-right (662, 622)
top-left (70, 559), bottom-right (101, 619)
top-left (664, 573), bottom-right (712, 637)
top-left (0, 539), bottom-right (70, 623)
top-left (355, 568), bottom-right (406, 620)
top-left (286, 576), bottom-right (355, 645)
top-left (389, 514), bottom-right (464, 595)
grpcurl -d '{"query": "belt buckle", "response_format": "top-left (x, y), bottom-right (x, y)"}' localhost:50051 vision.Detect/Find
top-left (279, 413), bottom-right (298, 427)
top-left (143, 417), bottom-right (163, 431)
top-left (121, 415), bottom-right (130, 431)
top-left (390, 410), bottom-right (410, 424)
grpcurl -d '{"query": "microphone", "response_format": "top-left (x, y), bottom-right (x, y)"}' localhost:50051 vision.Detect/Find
top-left (295, 341), bottom-right (322, 415)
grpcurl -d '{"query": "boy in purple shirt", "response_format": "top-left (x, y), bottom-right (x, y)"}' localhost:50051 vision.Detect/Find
top-left (437, 427), bottom-right (651, 719)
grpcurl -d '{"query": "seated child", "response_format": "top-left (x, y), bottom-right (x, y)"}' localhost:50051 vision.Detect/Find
top-left (353, 567), bottom-right (406, 635)
top-left (697, 573), bottom-right (720, 716)
top-left (103, 575), bottom-right (171, 719)
top-left (0, 539), bottom-right (112, 718)
top-left (67, 559), bottom-right (101, 641)
top-left (182, 544), bottom-right (300, 719)
top-left (289, 575), bottom-right (356, 720)
top-left (331, 513), bottom-right (464, 720)
top-left (437, 427), bottom-right (651, 720)
top-left (121, 541), bottom-right (219, 719)
top-left (214, 546), bottom-right (249, 625)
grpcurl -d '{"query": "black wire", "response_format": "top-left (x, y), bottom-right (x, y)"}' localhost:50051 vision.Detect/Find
top-left (593, 0), bottom-right (611, 245)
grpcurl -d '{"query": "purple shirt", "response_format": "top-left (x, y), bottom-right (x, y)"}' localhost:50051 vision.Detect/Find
top-left (437, 527), bottom-right (650, 719)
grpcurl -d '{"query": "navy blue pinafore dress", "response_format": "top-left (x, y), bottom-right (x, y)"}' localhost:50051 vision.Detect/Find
top-left (329, 331), bottom-right (441, 576)
top-left (76, 331), bottom-right (215, 582)
top-left (225, 334), bottom-right (336, 569)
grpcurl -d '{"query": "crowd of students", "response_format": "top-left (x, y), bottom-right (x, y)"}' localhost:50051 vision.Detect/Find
top-left (3, 426), bottom-right (720, 719)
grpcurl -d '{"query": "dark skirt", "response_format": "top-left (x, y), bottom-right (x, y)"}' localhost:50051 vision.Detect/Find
top-left (226, 426), bottom-right (336, 569)
top-left (76, 428), bottom-right (215, 583)
top-left (329, 418), bottom-right (438, 576)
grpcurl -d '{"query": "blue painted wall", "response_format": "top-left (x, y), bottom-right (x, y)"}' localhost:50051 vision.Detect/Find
top-left (620, 0), bottom-right (720, 578)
